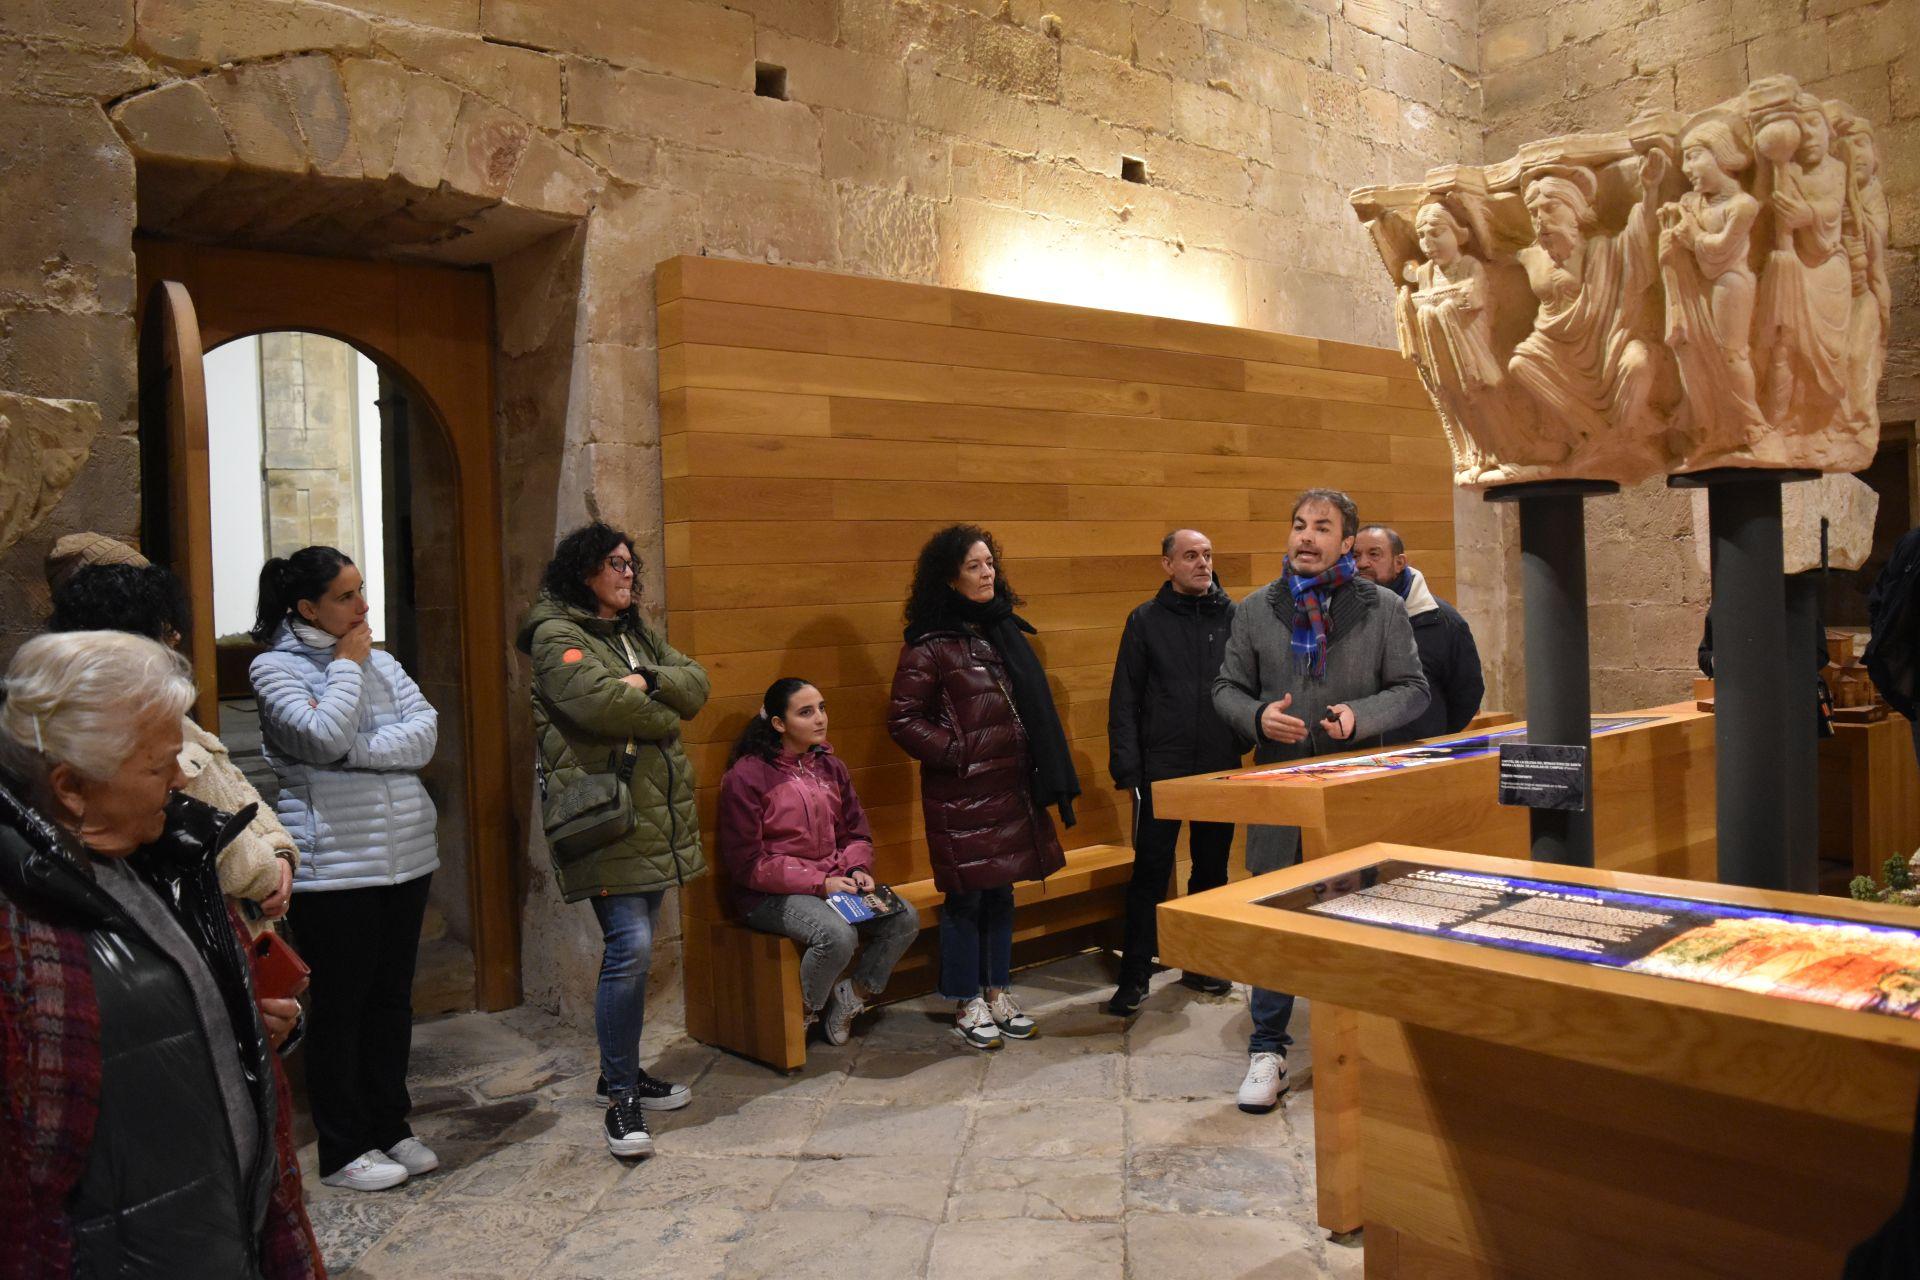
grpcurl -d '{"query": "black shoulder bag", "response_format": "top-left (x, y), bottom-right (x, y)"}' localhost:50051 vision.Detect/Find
top-left (536, 634), bottom-right (642, 866)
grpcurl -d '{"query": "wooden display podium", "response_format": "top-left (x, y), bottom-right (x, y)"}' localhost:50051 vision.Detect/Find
top-left (1820, 714), bottom-right (1920, 878)
top-left (1153, 705), bottom-right (1716, 878)
top-left (1150, 706), bottom-right (1717, 1232)
top-left (1159, 845), bottom-right (1920, 1278)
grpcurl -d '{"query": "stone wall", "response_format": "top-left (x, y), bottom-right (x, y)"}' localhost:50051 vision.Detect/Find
top-left (0, 0), bottom-right (1487, 1026)
top-left (1477, 0), bottom-right (1919, 712)
top-left (259, 331), bottom-right (363, 558)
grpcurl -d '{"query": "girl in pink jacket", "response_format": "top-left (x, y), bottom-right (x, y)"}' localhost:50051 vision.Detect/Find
top-left (717, 679), bottom-right (920, 1045)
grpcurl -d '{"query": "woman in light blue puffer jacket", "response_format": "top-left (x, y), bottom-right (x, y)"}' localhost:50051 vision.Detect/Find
top-left (249, 545), bottom-right (442, 1194)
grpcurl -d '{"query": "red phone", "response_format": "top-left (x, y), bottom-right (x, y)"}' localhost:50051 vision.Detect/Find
top-left (251, 929), bottom-right (311, 1001)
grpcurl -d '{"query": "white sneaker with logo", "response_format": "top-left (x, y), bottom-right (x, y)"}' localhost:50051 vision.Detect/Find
top-left (320, 1150), bottom-right (410, 1192)
top-left (385, 1137), bottom-right (440, 1175)
top-left (1236, 1052), bottom-right (1288, 1113)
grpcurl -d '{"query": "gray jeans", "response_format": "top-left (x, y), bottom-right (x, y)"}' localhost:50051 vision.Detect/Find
top-left (744, 892), bottom-right (921, 1013)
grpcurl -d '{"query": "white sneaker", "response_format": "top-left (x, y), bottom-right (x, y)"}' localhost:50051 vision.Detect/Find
top-left (1237, 1052), bottom-right (1288, 1113)
top-left (953, 997), bottom-right (1004, 1051)
top-left (821, 978), bottom-right (864, 1047)
top-left (320, 1150), bottom-right (410, 1191)
top-left (985, 989), bottom-right (1036, 1039)
top-left (385, 1136), bottom-right (439, 1175)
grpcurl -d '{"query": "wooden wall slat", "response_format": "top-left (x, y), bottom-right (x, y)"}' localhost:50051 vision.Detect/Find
top-left (662, 297), bottom-right (1251, 392)
top-left (657, 258), bottom-right (1455, 898)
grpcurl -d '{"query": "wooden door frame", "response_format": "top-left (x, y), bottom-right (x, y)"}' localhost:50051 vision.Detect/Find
top-left (137, 281), bottom-right (219, 730)
top-left (135, 236), bottom-right (521, 1011)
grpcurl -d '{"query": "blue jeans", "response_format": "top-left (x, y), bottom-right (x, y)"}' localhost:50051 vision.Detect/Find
top-left (938, 884), bottom-right (1014, 1000)
top-left (1248, 987), bottom-right (1296, 1055)
top-left (1246, 822), bottom-right (1301, 1056)
top-left (590, 890), bottom-right (663, 1094)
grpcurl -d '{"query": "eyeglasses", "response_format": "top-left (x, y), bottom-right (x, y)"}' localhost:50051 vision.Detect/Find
top-left (604, 557), bottom-right (635, 576)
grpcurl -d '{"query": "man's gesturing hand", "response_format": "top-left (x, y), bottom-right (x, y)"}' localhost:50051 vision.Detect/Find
top-left (1260, 693), bottom-right (1308, 745)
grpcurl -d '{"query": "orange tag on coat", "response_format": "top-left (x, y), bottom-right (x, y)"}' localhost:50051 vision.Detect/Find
top-left (562, 648), bottom-right (584, 664)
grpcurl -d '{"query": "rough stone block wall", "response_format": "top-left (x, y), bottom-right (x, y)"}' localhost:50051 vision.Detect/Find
top-left (1478, 0), bottom-right (1919, 712)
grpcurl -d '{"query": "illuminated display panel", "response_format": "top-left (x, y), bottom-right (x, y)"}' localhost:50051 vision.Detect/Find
top-left (1262, 861), bottom-right (1920, 1023)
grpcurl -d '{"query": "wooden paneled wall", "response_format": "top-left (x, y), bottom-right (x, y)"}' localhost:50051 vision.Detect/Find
top-left (657, 256), bottom-right (1453, 916)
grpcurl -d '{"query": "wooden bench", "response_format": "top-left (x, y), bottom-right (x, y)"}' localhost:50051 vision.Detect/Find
top-left (683, 841), bottom-right (1135, 1071)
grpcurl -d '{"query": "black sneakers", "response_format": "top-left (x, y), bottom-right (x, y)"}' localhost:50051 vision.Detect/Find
top-left (595, 1070), bottom-right (693, 1111)
top-left (604, 1094), bottom-right (654, 1158)
top-left (1105, 976), bottom-right (1151, 1016)
top-left (1179, 972), bottom-right (1233, 996)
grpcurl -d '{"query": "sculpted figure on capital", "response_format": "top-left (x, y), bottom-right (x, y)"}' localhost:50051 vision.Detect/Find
top-left (1350, 75), bottom-right (1889, 490)
top-left (1658, 116), bottom-right (1764, 464)
top-left (1507, 150), bottom-right (1670, 476)
top-left (1394, 200), bottom-right (1511, 483)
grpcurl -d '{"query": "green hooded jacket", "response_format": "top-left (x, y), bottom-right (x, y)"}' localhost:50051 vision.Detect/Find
top-left (516, 593), bottom-right (710, 901)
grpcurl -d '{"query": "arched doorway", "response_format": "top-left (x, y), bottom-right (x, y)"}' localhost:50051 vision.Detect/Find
top-left (135, 237), bottom-right (521, 1010)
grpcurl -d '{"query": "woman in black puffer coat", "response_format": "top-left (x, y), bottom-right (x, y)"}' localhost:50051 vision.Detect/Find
top-left (888, 525), bottom-right (1077, 1052)
top-left (0, 631), bottom-right (322, 1280)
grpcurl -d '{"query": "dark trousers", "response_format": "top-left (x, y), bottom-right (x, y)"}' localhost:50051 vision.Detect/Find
top-left (938, 884), bottom-right (1015, 1000)
top-left (288, 874), bottom-right (432, 1176)
top-left (1121, 785), bottom-right (1233, 983)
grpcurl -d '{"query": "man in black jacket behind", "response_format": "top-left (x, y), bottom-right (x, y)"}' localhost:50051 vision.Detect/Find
top-left (1105, 528), bottom-right (1244, 1016)
top-left (1354, 525), bottom-right (1484, 743)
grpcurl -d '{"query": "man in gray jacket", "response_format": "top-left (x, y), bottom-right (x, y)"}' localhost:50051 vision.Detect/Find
top-left (1212, 488), bottom-right (1429, 1113)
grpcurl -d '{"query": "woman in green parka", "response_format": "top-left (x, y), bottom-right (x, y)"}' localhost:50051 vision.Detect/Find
top-left (517, 522), bottom-right (709, 1160)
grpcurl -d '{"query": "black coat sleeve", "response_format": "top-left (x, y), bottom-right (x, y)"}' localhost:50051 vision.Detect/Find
top-left (1443, 609), bottom-right (1486, 734)
top-left (1107, 609), bottom-right (1147, 790)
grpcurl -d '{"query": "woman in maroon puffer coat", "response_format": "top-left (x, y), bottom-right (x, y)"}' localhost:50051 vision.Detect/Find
top-left (888, 525), bottom-right (1079, 1051)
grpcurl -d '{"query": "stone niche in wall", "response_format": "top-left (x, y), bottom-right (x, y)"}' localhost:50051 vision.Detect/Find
top-left (1351, 75), bottom-right (1891, 490)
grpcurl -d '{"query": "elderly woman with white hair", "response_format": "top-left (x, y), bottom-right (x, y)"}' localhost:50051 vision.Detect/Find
top-left (0, 631), bottom-right (323, 1279)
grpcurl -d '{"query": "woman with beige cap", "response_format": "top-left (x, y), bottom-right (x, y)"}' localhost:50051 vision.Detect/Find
top-left (45, 536), bottom-right (299, 930)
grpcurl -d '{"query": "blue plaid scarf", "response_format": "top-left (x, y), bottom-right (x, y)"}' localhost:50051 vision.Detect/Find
top-left (1284, 553), bottom-right (1356, 677)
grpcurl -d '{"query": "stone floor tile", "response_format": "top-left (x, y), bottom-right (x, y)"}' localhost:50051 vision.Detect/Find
top-left (511, 1143), bottom-right (629, 1206)
top-left (802, 1100), bottom-right (970, 1157)
top-left (476, 1046), bottom-right (593, 1100)
top-left (409, 1083), bottom-right (479, 1116)
top-left (1123, 1212), bottom-right (1326, 1279)
top-left (407, 1013), bottom-right (543, 1087)
top-left (926, 1218), bottom-right (1124, 1280)
top-left (1125, 1099), bottom-right (1299, 1151)
top-left (1127, 1050), bottom-right (1254, 1101)
top-left (947, 1155), bottom-right (1125, 1221)
top-left (852, 999), bottom-right (967, 1052)
top-left (1017, 1001), bottom-right (1127, 1053)
top-left (498, 1096), bottom-right (605, 1149)
top-left (535, 1205), bottom-right (753, 1280)
top-left (427, 1140), bottom-right (550, 1200)
top-left (349, 1200), bottom-right (587, 1280)
top-left (967, 1099), bottom-right (1126, 1160)
top-left (1124, 997), bottom-right (1260, 1061)
top-left (773, 1153), bottom-right (957, 1218)
top-left (723, 1210), bottom-right (936, 1279)
top-left (1127, 1144), bottom-right (1308, 1216)
top-left (651, 1095), bottom-right (825, 1158)
top-left (598, 1154), bottom-right (797, 1212)
top-left (981, 1042), bottom-right (1124, 1099)
top-left (697, 1049), bottom-right (847, 1100)
top-left (648, 1038), bottom-right (725, 1084)
top-left (839, 1049), bottom-right (991, 1104)
top-left (308, 1194), bottom-right (420, 1278)
top-left (1026, 951), bottom-right (1122, 989)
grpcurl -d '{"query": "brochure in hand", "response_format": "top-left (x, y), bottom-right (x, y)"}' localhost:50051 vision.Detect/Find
top-left (826, 884), bottom-right (907, 925)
